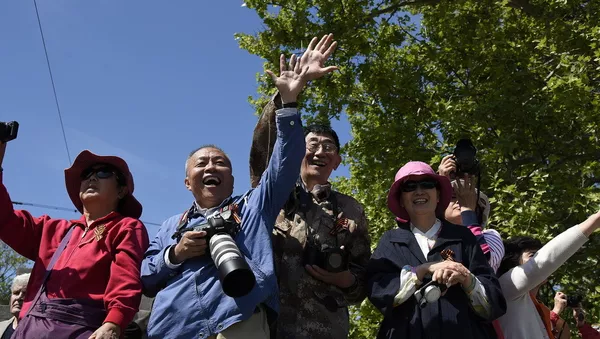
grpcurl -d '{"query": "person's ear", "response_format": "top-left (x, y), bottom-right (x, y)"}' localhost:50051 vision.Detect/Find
top-left (332, 153), bottom-right (342, 170)
top-left (118, 186), bottom-right (129, 199)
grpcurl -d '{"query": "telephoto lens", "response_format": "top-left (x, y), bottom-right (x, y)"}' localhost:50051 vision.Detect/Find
top-left (209, 233), bottom-right (256, 298)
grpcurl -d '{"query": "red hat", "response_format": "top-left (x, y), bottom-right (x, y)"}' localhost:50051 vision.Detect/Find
top-left (387, 161), bottom-right (452, 223)
top-left (64, 150), bottom-right (142, 219)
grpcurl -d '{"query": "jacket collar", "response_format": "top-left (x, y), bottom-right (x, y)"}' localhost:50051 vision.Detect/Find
top-left (429, 222), bottom-right (463, 254)
top-left (191, 196), bottom-right (233, 219)
top-left (69, 211), bottom-right (120, 228)
top-left (388, 220), bottom-right (463, 263)
top-left (299, 180), bottom-right (332, 203)
top-left (388, 227), bottom-right (427, 264)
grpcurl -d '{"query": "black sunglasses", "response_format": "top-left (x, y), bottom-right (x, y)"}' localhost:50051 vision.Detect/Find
top-left (81, 166), bottom-right (122, 183)
top-left (401, 179), bottom-right (438, 192)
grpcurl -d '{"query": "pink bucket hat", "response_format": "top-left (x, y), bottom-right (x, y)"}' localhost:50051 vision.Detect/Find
top-left (387, 161), bottom-right (453, 223)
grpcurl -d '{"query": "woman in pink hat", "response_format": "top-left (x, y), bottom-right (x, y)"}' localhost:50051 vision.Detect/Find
top-left (0, 143), bottom-right (149, 339)
top-left (366, 161), bottom-right (506, 339)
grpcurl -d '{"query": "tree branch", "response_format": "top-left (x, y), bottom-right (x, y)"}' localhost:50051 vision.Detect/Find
top-left (366, 0), bottom-right (441, 21)
top-left (506, 0), bottom-right (542, 17)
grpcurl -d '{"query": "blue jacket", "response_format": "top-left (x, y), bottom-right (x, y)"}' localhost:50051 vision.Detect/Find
top-left (140, 108), bottom-right (304, 339)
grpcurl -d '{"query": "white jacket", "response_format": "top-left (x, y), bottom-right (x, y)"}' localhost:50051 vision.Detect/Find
top-left (498, 226), bottom-right (588, 338)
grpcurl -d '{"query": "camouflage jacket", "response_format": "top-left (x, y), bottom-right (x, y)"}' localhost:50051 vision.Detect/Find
top-left (272, 183), bottom-right (371, 339)
top-left (249, 94), bottom-right (371, 338)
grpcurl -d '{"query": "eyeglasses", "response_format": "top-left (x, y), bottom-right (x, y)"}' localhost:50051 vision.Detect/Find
top-left (80, 167), bottom-right (118, 181)
top-left (401, 179), bottom-right (438, 192)
top-left (306, 142), bottom-right (338, 154)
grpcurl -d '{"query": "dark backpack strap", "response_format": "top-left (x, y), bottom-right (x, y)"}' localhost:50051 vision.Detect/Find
top-left (25, 225), bottom-right (76, 317)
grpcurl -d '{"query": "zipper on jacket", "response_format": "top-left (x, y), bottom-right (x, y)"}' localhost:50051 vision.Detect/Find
top-left (81, 226), bottom-right (89, 239)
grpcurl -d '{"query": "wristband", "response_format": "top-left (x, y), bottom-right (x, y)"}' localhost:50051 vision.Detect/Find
top-left (282, 102), bottom-right (298, 108)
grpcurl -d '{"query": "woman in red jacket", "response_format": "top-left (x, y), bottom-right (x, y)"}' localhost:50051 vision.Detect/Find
top-left (0, 142), bottom-right (149, 339)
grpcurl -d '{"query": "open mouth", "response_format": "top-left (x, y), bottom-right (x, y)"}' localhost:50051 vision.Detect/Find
top-left (310, 159), bottom-right (327, 167)
top-left (413, 198), bottom-right (428, 205)
top-left (202, 177), bottom-right (221, 187)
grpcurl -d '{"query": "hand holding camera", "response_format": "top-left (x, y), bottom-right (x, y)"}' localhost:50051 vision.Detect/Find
top-left (171, 207), bottom-right (256, 298)
top-left (438, 155), bottom-right (457, 178)
top-left (427, 260), bottom-right (471, 288)
top-left (572, 307), bottom-right (586, 327)
top-left (305, 245), bottom-right (355, 288)
top-left (305, 263), bottom-right (356, 289)
top-left (170, 230), bottom-right (208, 264)
top-left (439, 139), bottom-right (480, 179)
top-left (552, 291), bottom-right (568, 315)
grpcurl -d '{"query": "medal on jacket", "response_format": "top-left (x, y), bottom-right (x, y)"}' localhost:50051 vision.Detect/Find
top-left (441, 248), bottom-right (456, 262)
top-left (329, 216), bottom-right (349, 236)
top-left (94, 225), bottom-right (106, 241)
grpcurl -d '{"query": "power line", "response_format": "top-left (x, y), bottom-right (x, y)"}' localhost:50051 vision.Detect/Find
top-left (12, 200), bottom-right (77, 213)
top-left (33, 0), bottom-right (72, 165)
top-left (11, 200), bottom-right (162, 227)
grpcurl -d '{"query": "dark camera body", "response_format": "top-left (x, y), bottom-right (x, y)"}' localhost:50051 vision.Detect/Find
top-left (0, 121), bottom-right (19, 143)
top-left (304, 243), bottom-right (348, 273)
top-left (566, 294), bottom-right (583, 308)
top-left (453, 138), bottom-right (479, 176)
top-left (182, 212), bottom-right (239, 246)
top-left (173, 209), bottom-right (256, 298)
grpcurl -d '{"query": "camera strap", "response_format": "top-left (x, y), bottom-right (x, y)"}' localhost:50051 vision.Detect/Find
top-left (173, 191), bottom-right (250, 239)
top-left (303, 191), bottom-right (348, 248)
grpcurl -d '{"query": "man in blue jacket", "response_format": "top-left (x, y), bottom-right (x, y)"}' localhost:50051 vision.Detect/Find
top-left (140, 48), bottom-right (314, 338)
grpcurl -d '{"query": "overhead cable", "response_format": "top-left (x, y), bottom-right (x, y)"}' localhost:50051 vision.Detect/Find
top-left (11, 200), bottom-right (162, 227)
top-left (33, 0), bottom-right (72, 165)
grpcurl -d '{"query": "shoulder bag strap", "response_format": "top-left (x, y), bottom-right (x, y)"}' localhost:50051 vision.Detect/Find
top-left (25, 225), bottom-right (76, 316)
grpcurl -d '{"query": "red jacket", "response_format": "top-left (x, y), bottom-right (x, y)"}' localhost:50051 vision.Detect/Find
top-left (0, 172), bottom-right (149, 330)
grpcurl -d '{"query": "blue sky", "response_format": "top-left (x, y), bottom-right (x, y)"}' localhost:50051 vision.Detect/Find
top-left (0, 1), bottom-right (351, 238)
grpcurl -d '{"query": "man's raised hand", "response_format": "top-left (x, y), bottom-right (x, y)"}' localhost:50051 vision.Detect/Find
top-left (266, 53), bottom-right (309, 104)
top-left (299, 33), bottom-right (339, 81)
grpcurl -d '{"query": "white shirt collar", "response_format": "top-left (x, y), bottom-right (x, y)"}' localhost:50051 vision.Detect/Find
top-left (411, 219), bottom-right (442, 238)
top-left (410, 219), bottom-right (442, 258)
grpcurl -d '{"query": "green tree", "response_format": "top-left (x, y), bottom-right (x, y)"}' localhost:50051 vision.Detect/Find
top-left (238, 0), bottom-right (600, 335)
top-left (0, 241), bottom-right (30, 304)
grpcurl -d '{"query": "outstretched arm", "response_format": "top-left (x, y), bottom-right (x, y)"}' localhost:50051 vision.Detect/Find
top-left (499, 214), bottom-right (598, 300)
top-left (249, 34), bottom-right (339, 187)
top-left (0, 141), bottom-right (47, 260)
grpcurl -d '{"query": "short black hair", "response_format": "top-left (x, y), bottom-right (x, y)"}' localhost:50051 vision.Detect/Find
top-left (497, 236), bottom-right (543, 277)
top-left (188, 144), bottom-right (227, 159)
top-left (304, 125), bottom-right (341, 152)
top-left (185, 144), bottom-right (231, 174)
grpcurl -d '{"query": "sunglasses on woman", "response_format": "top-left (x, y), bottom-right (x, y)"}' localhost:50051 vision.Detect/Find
top-left (80, 166), bottom-right (120, 182)
top-left (401, 179), bottom-right (438, 192)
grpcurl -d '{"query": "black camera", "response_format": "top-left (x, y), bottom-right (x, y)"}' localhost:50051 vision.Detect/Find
top-left (566, 294), bottom-right (583, 308)
top-left (304, 242), bottom-right (348, 273)
top-left (173, 210), bottom-right (256, 298)
top-left (0, 121), bottom-right (19, 143)
top-left (453, 138), bottom-right (480, 176)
